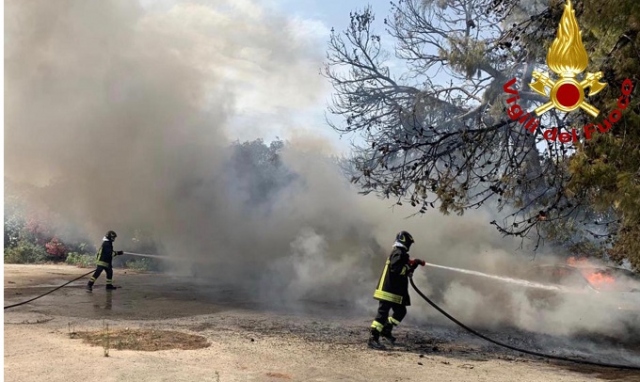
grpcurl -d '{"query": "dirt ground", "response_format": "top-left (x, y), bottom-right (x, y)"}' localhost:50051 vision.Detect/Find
top-left (4, 264), bottom-right (640, 382)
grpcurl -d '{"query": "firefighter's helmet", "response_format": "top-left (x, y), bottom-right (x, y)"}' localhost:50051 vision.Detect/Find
top-left (396, 231), bottom-right (414, 248)
top-left (106, 230), bottom-right (118, 241)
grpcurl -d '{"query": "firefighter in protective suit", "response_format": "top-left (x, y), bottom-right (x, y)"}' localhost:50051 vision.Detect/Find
top-left (368, 231), bottom-right (425, 349)
top-left (86, 230), bottom-right (123, 292)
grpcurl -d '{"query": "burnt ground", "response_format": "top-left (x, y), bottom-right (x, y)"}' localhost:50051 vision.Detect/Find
top-left (4, 264), bottom-right (640, 382)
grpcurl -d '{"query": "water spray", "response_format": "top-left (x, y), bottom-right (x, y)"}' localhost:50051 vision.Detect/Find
top-left (423, 262), bottom-right (565, 291)
top-left (122, 251), bottom-right (167, 259)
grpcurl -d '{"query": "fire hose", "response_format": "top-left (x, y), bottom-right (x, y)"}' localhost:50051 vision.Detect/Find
top-left (4, 270), bottom-right (96, 310)
top-left (409, 275), bottom-right (640, 370)
top-left (4, 252), bottom-right (161, 310)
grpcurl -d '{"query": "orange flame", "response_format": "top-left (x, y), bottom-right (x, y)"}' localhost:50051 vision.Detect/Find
top-left (547, 0), bottom-right (589, 77)
top-left (567, 257), bottom-right (617, 289)
top-left (585, 271), bottom-right (615, 288)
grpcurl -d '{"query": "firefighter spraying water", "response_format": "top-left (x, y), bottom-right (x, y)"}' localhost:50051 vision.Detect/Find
top-left (368, 231), bottom-right (425, 350)
top-left (86, 230), bottom-right (124, 292)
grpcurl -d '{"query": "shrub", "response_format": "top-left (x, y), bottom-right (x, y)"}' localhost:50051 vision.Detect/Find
top-left (4, 240), bottom-right (49, 264)
top-left (4, 209), bottom-right (25, 249)
top-left (125, 258), bottom-right (155, 272)
top-left (65, 252), bottom-right (94, 268)
top-left (45, 237), bottom-right (67, 259)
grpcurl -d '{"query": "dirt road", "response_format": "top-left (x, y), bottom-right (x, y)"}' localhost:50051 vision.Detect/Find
top-left (4, 264), bottom-right (640, 382)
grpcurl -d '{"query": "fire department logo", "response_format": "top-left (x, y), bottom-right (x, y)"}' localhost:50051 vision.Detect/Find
top-left (529, 0), bottom-right (607, 117)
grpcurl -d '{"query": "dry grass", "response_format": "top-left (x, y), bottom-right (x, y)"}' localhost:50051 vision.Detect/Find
top-left (71, 329), bottom-right (210, 351)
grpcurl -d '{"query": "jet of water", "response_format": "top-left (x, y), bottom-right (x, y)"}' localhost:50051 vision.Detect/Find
top-left (423, 262), bottom-right (565, 291)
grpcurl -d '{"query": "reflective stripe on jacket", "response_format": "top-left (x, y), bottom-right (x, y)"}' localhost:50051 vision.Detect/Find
top-left (95, 238), bottom-right (114, 268)
top-left (373, 246), bottom-right (411, 306)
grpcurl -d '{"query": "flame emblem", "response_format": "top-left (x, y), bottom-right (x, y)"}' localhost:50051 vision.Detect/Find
top-left (529, 0), bottom-right (607, 117)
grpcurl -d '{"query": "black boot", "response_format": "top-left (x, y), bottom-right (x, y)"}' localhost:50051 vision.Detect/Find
top-left (86, 282), bottom-right (93, 292)
top-left (105, 284), bottom-right (117, 290)
top-left (381, 324), bottom-right (396, 345)
top-left (367, 329), bottom-right (386, 350)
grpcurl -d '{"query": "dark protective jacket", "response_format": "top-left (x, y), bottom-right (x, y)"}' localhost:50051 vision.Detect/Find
top-left (95, 237), bottom-right (115, 268)
top-left (373, 245), bottom-right (412, 306)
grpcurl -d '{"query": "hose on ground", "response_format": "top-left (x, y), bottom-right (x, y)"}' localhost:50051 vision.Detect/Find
top-left (6, 262), bottom-right (640, 370)
top-left (409, 275), bottom-right (640, 370)
top-left (4, 270), bottom-right (95, 310)
top-left (4, 252), bottom-right (163, 310)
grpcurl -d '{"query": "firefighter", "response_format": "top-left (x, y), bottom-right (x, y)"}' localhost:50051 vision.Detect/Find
top-left (86, 230), bottom-right (123, 292)
top-left (368, 230), bottom-right (425, 349)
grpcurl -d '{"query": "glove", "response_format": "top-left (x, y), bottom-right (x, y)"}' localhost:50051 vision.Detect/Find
top-left (115, 251), bottom-right (124, 256)
top-left (409, 259), bottom-right (426, 270)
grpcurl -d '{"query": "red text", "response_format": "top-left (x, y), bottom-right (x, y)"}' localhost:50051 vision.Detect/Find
top-left (582, 79), bottom-right (634, 140)
top-left (503, 78), bottom-right (540, 134)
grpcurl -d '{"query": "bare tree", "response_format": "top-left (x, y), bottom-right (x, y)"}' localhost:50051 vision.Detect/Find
top-left (324, 0), bottom-right (601, 250)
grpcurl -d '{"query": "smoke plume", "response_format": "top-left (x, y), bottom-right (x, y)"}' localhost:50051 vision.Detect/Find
top-left (6, 0), bottom-right (640, 348)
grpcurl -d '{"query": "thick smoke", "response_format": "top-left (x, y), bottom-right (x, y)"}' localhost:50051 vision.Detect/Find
top-left (5, 0), bottom-right (327, 267)
top-left (6, 0), bottom-right (639, 346)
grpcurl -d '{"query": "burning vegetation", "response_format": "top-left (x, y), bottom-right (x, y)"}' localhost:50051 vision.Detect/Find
top-left (567, 257), bottom-right (618, 290)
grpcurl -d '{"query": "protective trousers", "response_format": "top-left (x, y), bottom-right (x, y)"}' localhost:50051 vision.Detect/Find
top-left (87, 265), bottom-right (113, 287)
top-left (371, 300), bottom-right (407, 335)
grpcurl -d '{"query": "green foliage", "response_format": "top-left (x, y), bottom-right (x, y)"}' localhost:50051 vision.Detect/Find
top-left (65, 252), bottom-right (94, 268)
top-left (4, 206), bottom-right (25, 248)
top-left (562, 0), bottom-right (640, 269)
top-left (125, 258), bottom-right (154, 272)
top-left (4, 189), bottom-right (30, 249)
top-left (440, 35), bottom-right (488, 79)
top-left (4, 239), bottom-right (49, 264)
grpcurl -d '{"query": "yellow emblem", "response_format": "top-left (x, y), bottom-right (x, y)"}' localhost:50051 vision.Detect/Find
top-left (529, 0), bottom-right (607, 117)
